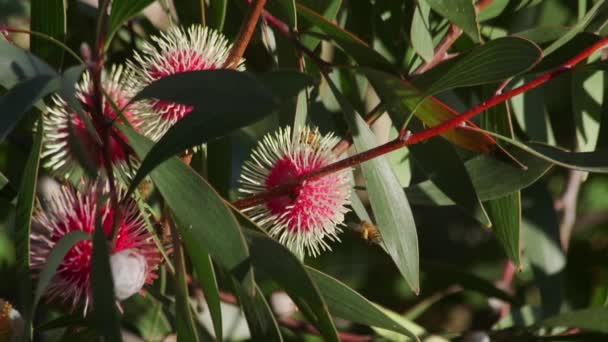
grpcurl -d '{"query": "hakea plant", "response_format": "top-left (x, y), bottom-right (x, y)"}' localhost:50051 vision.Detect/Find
top-left (42, 65), bottom-right (138, 181)
top-left (30, 181), bottom-right (162, 314)
top-left (239, 126), bottom-right (352, 258)
top-left (128, 25), bottom-right (244, 141)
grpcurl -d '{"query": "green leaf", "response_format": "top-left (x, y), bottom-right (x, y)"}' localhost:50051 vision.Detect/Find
top-left (232, 282), bottom-right (282, 342)
top-left (307, 267), bottom-right (419, 340)
top-left (245, 230), bottom-right (339, 342)
top-left (425, 0), bottom-right (481, 43)
top-left (174, 0), bottom-right (203, 26)
top-left (0, 39), bottom-right (57, 89)
top-left (537, 307), bottom-right (608, 333)
top-left (297, 1), bottom-right (343, 50)
top-left (128, 70), bottom-right (288, 193)
top-left (405, 148), bottom-right (551, 205)
top-left (0, 76), bottom-right (60, 142)
top-left (0, 171), bottom-right (8, 190)
top-left (91, 208), bottom-right (122, 342)
top-left (424, 37), bottom-right (542, 96)
top-left (409, 136), bottom-right (491, 227)
top-left (268, 0), bottom-right (297, 29)
top-left (32, 231), bottom-right (91, 316)
top-left (542, 0), bottom-right (607, 56)
top-left (411, 0), bottom-right (434, 63)
top-left (30, 0), bottom-right (66, 67)
top-left (208, 0), bottom-right (228, 31)
top-left (326, 76), bottom-right (420, 293)
top-left (172, 219), bottom-right (200, 342)
top-left (107, 0), bottom-right (155, 45)
top-left (15, 119), bottom-right (43, 338)
top-left (296, 3), bottom-right (394, 72)
top-left (120, 125), bottom-right (255, 293)
top-left (191, 245), bottom-right (222, 341)
top-left (362, 68), bottom-right (496, 153)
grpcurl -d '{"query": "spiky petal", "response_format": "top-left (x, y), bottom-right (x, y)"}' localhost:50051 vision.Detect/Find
top-left (30, 182), bottom-right (162, 314)
top-left (128, 24), bottom-right (243, 141)
top-left (239, 126), bottom-right (352, 258)
top-left (42, 65), bottom-right (137, 181)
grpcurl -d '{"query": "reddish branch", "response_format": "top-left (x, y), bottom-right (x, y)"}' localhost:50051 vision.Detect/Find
top-left (224, 0), bottom-right (267, 68)
top-left (234, 34), bottom-right (608, 209)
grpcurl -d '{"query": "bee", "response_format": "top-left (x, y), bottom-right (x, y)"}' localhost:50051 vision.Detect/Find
top-left (361, 221), bottom-right (382, 244)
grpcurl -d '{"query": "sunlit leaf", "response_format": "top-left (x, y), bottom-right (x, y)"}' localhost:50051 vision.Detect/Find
top-left (537, 307), bottom-right (608, 333)
top-left (425, 0), bottom-right (481, 43)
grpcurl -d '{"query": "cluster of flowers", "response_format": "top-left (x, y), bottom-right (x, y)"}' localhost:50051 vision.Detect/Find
top-left (34, 24), bottom-right (353, 314)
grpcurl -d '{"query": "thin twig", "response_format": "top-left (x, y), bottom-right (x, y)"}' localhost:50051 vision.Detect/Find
top-left (555, 170), bottom-right (584, 250)
top-left (224, 0), bottom-right (267, 68)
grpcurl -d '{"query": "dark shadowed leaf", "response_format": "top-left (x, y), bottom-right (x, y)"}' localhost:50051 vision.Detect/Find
top-left (174, 0), bottom-right (203, 26)
top-left (409, 136), bottom-right (491, 227)
top-left (425, 0), bottom-right (481, 42)
top-left (268, 0), bottom-right (297, 29)
top-left (0, 172), bottom-right (7, 190)
top-left (424, 37), bottom-right (542, 96)
top-left (30, 0), bottom-right (66, 67)
top-left (128, 70), bottom-right (308, 193)
top-left (307, 267), bottom-right (419, 340)
top-left (405, 148), bottom-right (551, 206)
top-left (326, 77), bottom-right (420, 293)
top-left (245, 230), bottom-right (339, 342)
top-left (232, 282), bottom-right (282, 342)
top-left (120, 125), bottom-right (255, 293)
top-left (91, 210), bottom-right (122, 342)
top-left (0, 76), bottom-right (59, 141)
top-left (15, 120), bottom-right (43, 338)
top-left (108, 0), bottom-right (155, 44)
top-left (191, 245), bottom-right (222, 341)
top-left (537, 308), bottom-right (608, 333)
top-left (297, 1), bottom-right (343, 50)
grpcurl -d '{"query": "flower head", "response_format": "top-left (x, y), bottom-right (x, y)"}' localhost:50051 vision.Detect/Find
top-left (0, 299), bottom-right (23, 342)
top-left (42, 65), bottom-right (137, 181)
top-left (128, 24), bottom-right (243, 141)
top-left (30, 182), bottom-right (162, 314)
top-left (239, 126), bottom-right (352, 258)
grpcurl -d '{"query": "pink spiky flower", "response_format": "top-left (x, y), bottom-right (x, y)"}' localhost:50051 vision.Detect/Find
top-left (30, 182), bottom-right (162, 314)
top-left (239, 126), bottom-right (352, 258)
top-left (42, 65), bottom-right (137, 181)
top-left (128, 24), bottom-right (243, 141)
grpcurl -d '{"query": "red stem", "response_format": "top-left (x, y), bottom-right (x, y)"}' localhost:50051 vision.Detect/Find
top-left (233, 36), bottom-right (608, 210)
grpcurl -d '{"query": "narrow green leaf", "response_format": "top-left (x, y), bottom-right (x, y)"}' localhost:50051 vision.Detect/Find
top-left (424, 37), bottom-right (542, 96)
top-left (482, 95), bottom-right (522, 266)
top-left (120, 125), bottom-right (255, 293)
top-left (542, 0), bottom-right (607, 56)
top-left (245, 230), bottom-right (339, 342)
top-left (0, 76), bottom-right (60, 142)
top-left (537, 307), bottom-right (608, 333)
top-left (405, 148), bottom-right (551, 205)
top-left (0, 171), bottom-right (8, 190)
top-left (172, 219), bottom-right (200, 342)
top-left (232, 282), bottom-right (282, 342)
top-left (191, 245), bottom-right (222, 341)
top-left (425, 0), bottom-right (481, 43)
top-left (307, 267), bottom-right (419, 340)
top-left (30, 0), bottom-right (66, 67)
top-left (128, 70), bottom-right (288, 193)
top-left (409, 136), bottom-right (491, 227)
top-left (326, 76), bottom-right (420, 293)
top-left (107, 0), bottom-right (155, 45)
top-left (268, 0), bottom-right (297, 29)
top-left (15, 119), bottom-right (43, 338)
top-left (32, 231), bottom-right (91, 316)
top-left (411, 0), bottom-right (434, 62)
top-left (91, 208), bottom-right (122, 342)
top-left (362, 68), bottom-right (496, 153)
top-left (207, 0), bottom-right (228, 31)
top-left (297, 1), bottom-right (343, 50)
